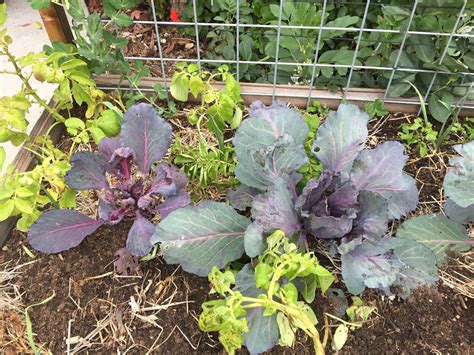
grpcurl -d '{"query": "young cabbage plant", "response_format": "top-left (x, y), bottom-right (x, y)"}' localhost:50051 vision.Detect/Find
top-left (27, 104), bottom-right (191, 267)
top-left (396, 140), bottom-right (473, 263)
top-left (152, 102), bottom-right (438, 298)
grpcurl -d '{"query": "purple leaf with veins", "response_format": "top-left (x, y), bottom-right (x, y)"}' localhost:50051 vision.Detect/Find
top-left (306, 214), bottom-right (354, 239)
top-left (120, 103), bottom-right (172, 173)
top-left (350, 141), bottom-right (418, 218)
top-left (28, 209), bottom-right (103, 253)
top-left (313, 104), bottom-right (368, 179)
top-left (339, 238), bottom-right (399, 294)
top-left (155, 189), bottom-right (191, 218)
top-left (250, 178), bottom-right (300, 237)
top-left (350, 191), bottom-right (389, 240)
top-left (109, 147), bottom-right (134, 179)
top-left (65, 151), bottom-right (109, 190)
top-left (152, 201), bottom-right (250, 276)
top-left (155, 163), bottom-right (188, 190)
top-left (227, 185), bottom-right (258, 211)
top-left (126, 212), bottom-right (155, 256)
top-left (98, 137), bottom-right (121, 173)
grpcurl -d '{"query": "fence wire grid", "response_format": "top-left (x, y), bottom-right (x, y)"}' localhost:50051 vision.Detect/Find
top-left (87, 0), bottom-right (474, 113)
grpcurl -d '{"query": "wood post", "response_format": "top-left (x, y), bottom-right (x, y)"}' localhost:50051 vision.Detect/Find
top-left (39, 3), bottom-right (74, 44)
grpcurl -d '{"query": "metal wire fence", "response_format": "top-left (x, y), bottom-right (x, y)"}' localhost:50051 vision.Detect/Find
top-left (91, 0), bottom-right (474, 113)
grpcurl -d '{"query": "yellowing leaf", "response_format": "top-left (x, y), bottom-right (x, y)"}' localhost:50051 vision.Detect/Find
top-left (332, 324), bottom-right (349, 351)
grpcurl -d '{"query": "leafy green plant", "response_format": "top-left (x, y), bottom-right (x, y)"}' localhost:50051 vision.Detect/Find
top-left (298, 101), bottom-right (326, 187)
top-left (399, 117), bottom-right (438, 157)
top-left (151, 101), bottom-right (454, 312)
top-left (172, 135), bottom-right (236, 188)
top-left (0, 136), bottom-right (74, 231)
top-left (198, 230), bottom-right (334, 354)
top-left (170, 63), bottom-right (243, 148)
top-left (102, 0), bottom-right (141, 27)
top-left (180, 1), bottom-right (473, 118)
top-left (364, 98), bottom-right (389, 119)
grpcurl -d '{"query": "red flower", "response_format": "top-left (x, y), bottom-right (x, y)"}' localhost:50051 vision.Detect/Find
top-left (170, 8), bottom-right (180, 22)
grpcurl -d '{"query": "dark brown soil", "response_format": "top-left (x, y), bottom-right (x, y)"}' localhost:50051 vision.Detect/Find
top-left (342, 286), bottom-right (473, 354)
top-left (2, 222), bottom-right (215, 354)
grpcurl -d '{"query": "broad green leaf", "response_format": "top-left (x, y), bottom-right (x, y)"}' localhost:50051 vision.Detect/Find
top-left (113, 12), bottom-right (134, 27)
top-left (408, 35), bottom-right (435, 64)
top-left (60, 59), bottom-right (87, 71)
top-left (97, 109), bottom-right (122, 136)
top-left (382, 5), bottom-right (410, 17)
top-left (14, 198), bottom-right (34, 214)
top-left (65, 117), bottom-right (85, 130)
top-left (170, 73), bottom-right (189, 102)
top-left (189, 75), bottom-right (205, 98)
top-left (152, 201), bottom-right (250, 276)
top-left (428, 92), bottom-right (452, 123)
top-left (59, 187), bottom-right (76, 208)
top-left (0, 199), bottom-right (15, 221)
top-left (396, 214), bottom-right (471, 264)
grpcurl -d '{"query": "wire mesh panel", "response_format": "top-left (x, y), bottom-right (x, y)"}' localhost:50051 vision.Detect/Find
top-left (92, 0), bottom-right (473, 112)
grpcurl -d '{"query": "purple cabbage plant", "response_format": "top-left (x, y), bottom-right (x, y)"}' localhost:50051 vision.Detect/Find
top-left (152, 102), bottom-right (440, 297)
top-left (27, 103), bottom-right (191, 269)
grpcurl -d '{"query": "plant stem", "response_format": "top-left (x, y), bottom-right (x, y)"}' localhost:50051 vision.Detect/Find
top-left (4, 48), bottom-right (65, 123)
top-left (241, 295), bottom-right (325, 355)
